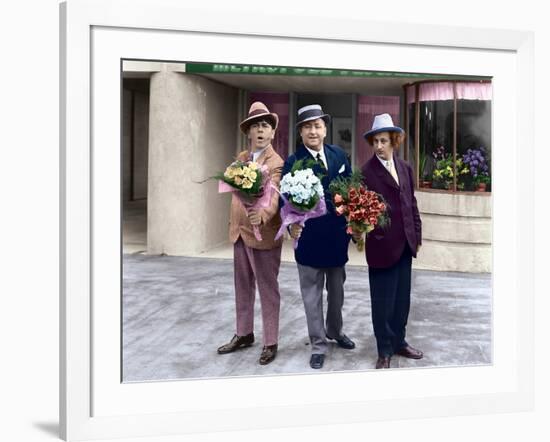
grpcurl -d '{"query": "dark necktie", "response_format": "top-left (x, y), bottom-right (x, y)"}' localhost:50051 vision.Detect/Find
top-left (316, 153), bottom-right (326, 171)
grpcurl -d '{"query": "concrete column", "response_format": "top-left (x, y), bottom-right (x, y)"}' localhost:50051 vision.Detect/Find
top-left (147, 66), bottom-right (238, 255)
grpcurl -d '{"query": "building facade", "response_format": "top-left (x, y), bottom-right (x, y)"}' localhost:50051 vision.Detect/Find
top-left (122, 61), bottom-right (492, 272)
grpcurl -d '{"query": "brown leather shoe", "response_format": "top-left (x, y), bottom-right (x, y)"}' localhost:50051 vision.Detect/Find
top-left (217, 333), bottom-right (254, 354)
top-left (395, 345), bottom-right (423, 359)
top-left (375, 356), bottom-right (391, 369)
top-left (259, 344), bottom-right (278, 365)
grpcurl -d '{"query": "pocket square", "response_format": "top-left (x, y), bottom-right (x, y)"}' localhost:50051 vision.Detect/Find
top-left (338, 164), bottom-right (345, 173)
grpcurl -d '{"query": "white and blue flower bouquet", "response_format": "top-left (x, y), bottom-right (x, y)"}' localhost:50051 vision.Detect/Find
top-left (275, 158), bottom-right (327, 248)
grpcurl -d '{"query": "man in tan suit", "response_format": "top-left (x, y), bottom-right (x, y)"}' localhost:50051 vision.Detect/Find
top-left (217, 102), bottom-right (284, 365)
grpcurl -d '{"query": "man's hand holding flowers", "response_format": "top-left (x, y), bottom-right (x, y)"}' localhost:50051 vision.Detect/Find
top-left (289, 223), bottom-right (303, 240)
top-left (275, 158), bottom-right (326, 248)
top-left (329, 170), bottom-right (390, 252)
top-left (248, 210), bottom-right (262, 226)
top-left (214, 157), bottom-right (273, 241)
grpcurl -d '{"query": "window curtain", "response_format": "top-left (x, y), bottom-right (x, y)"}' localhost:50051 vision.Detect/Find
top-left (248, 92), bottom-right (289, 160)
top-left (356, 96), bottom-right (400, 166)
top-left (455, 82), bottom-right (492, 100)
top-left (417, 82), bottom-right (492, 102)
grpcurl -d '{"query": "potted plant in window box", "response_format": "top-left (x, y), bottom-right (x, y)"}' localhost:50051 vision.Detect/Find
top-left (462, 147), bottom-right (490, 192)
top-left (474, 174), bottom-right (490, 192)
top-left (455, 157), bottom-right (470, 191)
top-left (431, 146), bottom-right (451, 189)
top-left (431, 146), bottom-right (469, 191)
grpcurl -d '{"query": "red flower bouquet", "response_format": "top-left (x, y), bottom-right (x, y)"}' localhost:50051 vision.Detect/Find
top-left (329, 171), bottom-right (390, 251)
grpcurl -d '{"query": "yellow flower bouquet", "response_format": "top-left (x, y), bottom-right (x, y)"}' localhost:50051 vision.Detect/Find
top-left (219, 160), bottom-right (262, 195)
top-left (215, 154), bottom-right (273, 241)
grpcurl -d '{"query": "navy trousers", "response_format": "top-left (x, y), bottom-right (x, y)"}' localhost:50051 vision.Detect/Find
top-left (368, 245), bottom-right (413, 357)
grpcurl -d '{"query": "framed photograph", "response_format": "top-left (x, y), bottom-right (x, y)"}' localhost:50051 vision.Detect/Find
top-left (119, 58), bottom-right (493, 384)
top-left (331, 117), bottom-right (352, 159)
top-left (60, 0), bottom-right (534, 440)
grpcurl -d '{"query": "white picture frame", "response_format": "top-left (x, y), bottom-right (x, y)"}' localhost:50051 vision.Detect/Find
top-left (60, 0), bottom-right (534, 440)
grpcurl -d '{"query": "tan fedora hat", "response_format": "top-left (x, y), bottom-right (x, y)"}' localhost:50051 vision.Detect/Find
top-left (239, 101), bottom-right (279, 134)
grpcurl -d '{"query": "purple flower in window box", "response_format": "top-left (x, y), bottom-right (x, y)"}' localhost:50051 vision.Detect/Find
top-left (462, 147), bottom-right (490, 187)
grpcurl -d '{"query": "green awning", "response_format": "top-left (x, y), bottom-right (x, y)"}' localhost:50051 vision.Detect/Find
top-left (185, 63), bottom-right (491, 81)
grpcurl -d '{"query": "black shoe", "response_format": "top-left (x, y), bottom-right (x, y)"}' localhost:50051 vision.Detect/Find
top-left (217, 333), bottom-right (254, 354)
top-left (259, 344), bottom-right (278, 365)
top-left (309, 353), bottom-right (325, 369)
top-left (326, 334), bottom-right (356, 350)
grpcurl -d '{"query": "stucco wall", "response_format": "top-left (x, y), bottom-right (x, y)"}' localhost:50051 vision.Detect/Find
top-left (414, 190), bottom-right (492, 273)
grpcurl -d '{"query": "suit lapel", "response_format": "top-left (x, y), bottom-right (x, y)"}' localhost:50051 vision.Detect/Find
top-left (324, 145), bottom-right (336, 179)
top-left (255, 145), bottom-right (273, 166)
top-left (295, 145), bottom-right (310, 162)
top-left (237, 149), bottom-right (252, 162)
top-left (373, 155), bottom-right (400, 190)
top-left (394, 157), bottom-right (406, 190)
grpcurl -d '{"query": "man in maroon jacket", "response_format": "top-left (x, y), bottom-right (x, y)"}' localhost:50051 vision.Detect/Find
top-left (360, 114), bottom-right (423, 369)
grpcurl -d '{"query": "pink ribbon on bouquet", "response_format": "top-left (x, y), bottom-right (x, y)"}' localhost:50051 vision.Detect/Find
top-left (218, 165), bottom-right (273, 241)
top-left (274, 194), bottom-right (327, 249)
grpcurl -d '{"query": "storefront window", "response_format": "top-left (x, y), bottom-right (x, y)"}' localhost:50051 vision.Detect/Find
top-left (419, 100), bottom-right (454, 189)
top-left (456, 100), bottom-right (492, 192)
top-left (405, 81), bottom-right (492, 193)
top-left (407, 100), bottom-right (416, 182)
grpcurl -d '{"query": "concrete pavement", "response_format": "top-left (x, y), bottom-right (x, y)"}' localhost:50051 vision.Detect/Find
top-left (122, 253), bottom-right (491, 382)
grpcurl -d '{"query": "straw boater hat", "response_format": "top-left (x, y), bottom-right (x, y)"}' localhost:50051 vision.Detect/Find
top-left (239, 101), bottom-right (279, 134)
top-left (295, 104), bottom-right (331, 128)
top-left (363, 113), bottom-right (404, 140)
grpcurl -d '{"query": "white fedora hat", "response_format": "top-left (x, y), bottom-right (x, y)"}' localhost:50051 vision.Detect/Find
top-left (363, 113), bottom-right (404, 140)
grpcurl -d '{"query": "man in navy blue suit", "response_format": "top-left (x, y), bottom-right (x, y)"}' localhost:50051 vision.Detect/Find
top-left (283, 104), bottom-right (355, 369)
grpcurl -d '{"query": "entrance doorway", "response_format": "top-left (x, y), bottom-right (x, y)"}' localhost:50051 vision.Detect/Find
top-left (295, 93), bottom-right (354, 164)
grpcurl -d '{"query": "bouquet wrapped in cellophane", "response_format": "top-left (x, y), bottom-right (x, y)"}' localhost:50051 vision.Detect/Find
top-left (274, 158), bottom-right (327, 248)
top-left (329, 170), bottom-right (390, 251)
top-left (215, 155), bottom-right (273, 241)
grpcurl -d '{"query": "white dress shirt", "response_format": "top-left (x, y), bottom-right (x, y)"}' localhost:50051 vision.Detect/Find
top-left (252, 146), bottom-right (268, 162)
top-left (305, 145), bottom-right (328, 169)
top-left (376, 154), bottom-right (399, 184)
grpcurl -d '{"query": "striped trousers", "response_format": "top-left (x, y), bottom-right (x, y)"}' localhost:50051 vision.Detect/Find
top-left (233, 237), bottom-right (282, 346)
